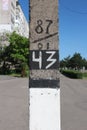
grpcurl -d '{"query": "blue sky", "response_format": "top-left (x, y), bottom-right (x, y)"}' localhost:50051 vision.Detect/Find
top-left (19, 0), bottom-right (29, 21)
top-left (19, 0), bottom-right (87, 60)
top-left (59, 0), bottom-right (87, 60)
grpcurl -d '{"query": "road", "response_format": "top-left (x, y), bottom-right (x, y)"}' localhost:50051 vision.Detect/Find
top-left (0, 75), bottom-right (87, 130)
top-left (0, 77), bottom-right (29, 130)
top-left (60, 74), bottom-right (87, 130)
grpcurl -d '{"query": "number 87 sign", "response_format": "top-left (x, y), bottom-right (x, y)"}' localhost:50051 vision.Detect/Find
top-left (29, 50), bottom-right (59, 70)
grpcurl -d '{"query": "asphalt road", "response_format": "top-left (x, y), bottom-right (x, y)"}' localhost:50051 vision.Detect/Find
top-left (0, 77), bottom-right (29, 130)
top-left (0, 75), bottom-right (87, 130)
top-left (60, 74), bottom-right (87, 130)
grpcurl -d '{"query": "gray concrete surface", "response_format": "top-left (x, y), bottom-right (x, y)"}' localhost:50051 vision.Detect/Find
top-left (0, 77), bottom-right (29, 130)
top-left (61, 74), bottom-right (87, 130)
top-left (0, 75), bottom-right (87, 130)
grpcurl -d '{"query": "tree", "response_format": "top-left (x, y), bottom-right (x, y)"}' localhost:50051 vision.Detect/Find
top-left (60, 59), bottom-right (66, 68)
top-left (60, 52), bottom-right (87, 70)
top-left (60, 55), bottom-right (71, 68)
top-left (2, 32), bottom-right (29, 76)
top-left (0, 33), bottom-right (10, 74)
top-left (82, 58), bottom-right (87, 69)
top-left (0, 45), bottom-right (10, 74)
top-left (0, 45), bottom-right (2, 64)
top-left (69, 53), bottom-right (83, 69)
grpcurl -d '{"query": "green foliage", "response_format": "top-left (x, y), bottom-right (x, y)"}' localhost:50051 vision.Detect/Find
top-left (69, 53), bottom-right (83, 69)
top-left (0, 32), bottom-right (29, 76)
top-left (60, 55), bottom-right (71, 68)
top-left (60, 52), bottom-right (87, 70)
top-left (82, 72), bottom-right (87, 78)
top-left (7, 32), bottom-right (29, 64)
top-left (0, 45), bottom-right (10, 74)
top-left (61, 70), bottom-right (83, 79)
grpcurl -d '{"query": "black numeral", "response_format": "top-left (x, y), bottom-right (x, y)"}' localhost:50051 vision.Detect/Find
top-left (46, 20), bottom-right (53, 34)
top-left (35, 20), bottom-right (43, 34)
top-left (35, 19), bottom-right (53, 34)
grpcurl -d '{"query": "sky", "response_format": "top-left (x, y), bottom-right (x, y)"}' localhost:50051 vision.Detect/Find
top-left (19, 0), bottom-right (87, 60)
top-left (19, 0), bottom-right (29, 21)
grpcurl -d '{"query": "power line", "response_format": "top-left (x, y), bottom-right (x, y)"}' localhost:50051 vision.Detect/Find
top-left (59, 0), bottom-right (87, 14)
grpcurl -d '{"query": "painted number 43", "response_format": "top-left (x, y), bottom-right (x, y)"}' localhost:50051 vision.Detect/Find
top-left (30, 51), bottom-right (58, 69)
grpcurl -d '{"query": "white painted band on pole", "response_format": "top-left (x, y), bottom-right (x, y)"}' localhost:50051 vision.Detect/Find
top-left (29, 88), bottom-right (61, 130)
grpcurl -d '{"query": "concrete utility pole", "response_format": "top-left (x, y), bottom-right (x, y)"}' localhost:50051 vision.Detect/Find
top-left (29, 0), bottom-right (60, 130)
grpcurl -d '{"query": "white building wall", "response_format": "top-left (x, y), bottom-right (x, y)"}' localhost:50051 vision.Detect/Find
top-left (0, 24), bottom-right (11, 32)
top-left (15, 3), bottom-right (29, 38)
top-left (0, 0), bottom-right (29, 38)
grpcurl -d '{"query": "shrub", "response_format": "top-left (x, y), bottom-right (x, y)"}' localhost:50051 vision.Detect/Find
top-left (60, 69), bottom-right (83, 79)
top-left (82, 72), bottom-right (87, 78)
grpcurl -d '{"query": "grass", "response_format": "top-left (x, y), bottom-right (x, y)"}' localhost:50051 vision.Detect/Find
top-left (9, 73), bottom-right (21, 77)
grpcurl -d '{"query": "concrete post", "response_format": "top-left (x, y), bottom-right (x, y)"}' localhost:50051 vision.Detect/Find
top-left (29, 0), bottom-right (60, 130)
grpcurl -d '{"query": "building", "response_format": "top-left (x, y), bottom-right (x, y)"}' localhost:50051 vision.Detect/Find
top-left (0, 0), bottom-right (29, 38)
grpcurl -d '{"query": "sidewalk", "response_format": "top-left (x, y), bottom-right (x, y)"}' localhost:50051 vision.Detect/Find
top-left (0, 77), bottom-right (29, 130)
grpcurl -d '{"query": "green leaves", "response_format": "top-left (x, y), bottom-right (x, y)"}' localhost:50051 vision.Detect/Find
top-left (8, 31), bottom-right (29, 64)
top-left (0, 31), bottom-right (29, 76)
top-left (60, 52), bottom-right (87, 70)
